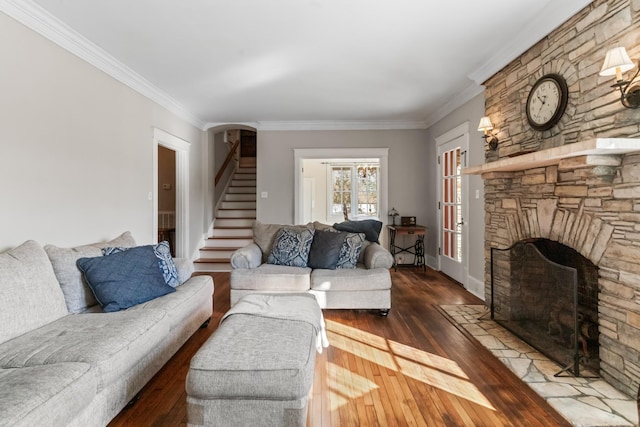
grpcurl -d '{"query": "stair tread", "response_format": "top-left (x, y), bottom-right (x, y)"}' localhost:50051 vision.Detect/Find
top-left (207, 236), bottom-right (252, 240)
top-left (200, 246), bottom-right (242, 251)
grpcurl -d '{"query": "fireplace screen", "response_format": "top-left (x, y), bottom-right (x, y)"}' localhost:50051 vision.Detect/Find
top-left (490, 239), bottom-right (599, 377)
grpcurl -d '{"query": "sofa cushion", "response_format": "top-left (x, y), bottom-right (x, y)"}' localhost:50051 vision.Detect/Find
top-left (307, 230), bottom-right (346, 270)
top-left (310, 267), bottom-right (392, 291)
top-left (102, 241), bottom-right (180, 288)
top-left (44, 231), bottom-right (137, 313)
top-left (0, 363), bottom-right (96, 427)
top-left (0, 241), bottom-right (69, 345)
top-left (0, 309), bottom-right (169, 392)
top-left (267, 227), bottom-right (315, 268)
top-left (230, 264), bottom-right (311, 291)
top-left (127, 275), bottom-right (213, 330)
top-left (77, 245), bottom-right (176, 312)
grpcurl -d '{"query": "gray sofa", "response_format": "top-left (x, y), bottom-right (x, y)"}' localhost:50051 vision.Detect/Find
top-left (230, 221), bottom-right (393, 313)
top-left (0, 232), bottom-right (214, 427)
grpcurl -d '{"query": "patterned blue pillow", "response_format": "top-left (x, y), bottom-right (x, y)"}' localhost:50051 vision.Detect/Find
top-left (77, 245), bottom-right (175, 312)
top-left (103, 241), bottom-right (180, 287)
top-left (336, 232), bottom-right (365, 269)
top-left (267, 227), bottom-right (315, 267)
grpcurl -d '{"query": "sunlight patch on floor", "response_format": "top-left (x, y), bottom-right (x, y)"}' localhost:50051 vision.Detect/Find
top-left (325, 319), bottom-right (496, 411)
top-left (327, 362), bottom-right (379, 411)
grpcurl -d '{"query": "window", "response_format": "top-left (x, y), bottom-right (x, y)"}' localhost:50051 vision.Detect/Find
top-left (329, 163), bottom-right (379, 220)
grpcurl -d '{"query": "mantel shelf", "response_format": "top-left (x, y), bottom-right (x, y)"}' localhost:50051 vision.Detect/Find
top-left (462, 138), bottom-right (640, 175)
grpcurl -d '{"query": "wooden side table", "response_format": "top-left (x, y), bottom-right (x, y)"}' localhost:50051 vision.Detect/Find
top-left (387, 225), bottom-right (427, 271)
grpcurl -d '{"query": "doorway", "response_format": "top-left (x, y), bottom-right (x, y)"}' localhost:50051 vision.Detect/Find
top-left (436, 122), bottom-right (469, 285)
top-left (153, 128), bottom-right (190, 258)
top-left (157, 146), bottom-right (176, 256)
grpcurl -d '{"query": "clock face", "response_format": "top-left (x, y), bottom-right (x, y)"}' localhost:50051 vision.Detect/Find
top-left (526, 74), bottom-right (568, 131)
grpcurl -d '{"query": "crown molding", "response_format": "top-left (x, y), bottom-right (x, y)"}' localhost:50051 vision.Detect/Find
top-left (253, 120), bottom-right (428, 131)
top-left (424, 82), bottom-right (485, 129)
top-left (0, 0), bottom-right (207, 130)
top-left (467, 0), bottom-right (593, 85)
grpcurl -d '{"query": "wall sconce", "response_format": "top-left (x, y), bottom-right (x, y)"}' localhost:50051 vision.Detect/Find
top-left (477, 116), bottom-right (499, 150)
top-left (599, 47), bottom-right (640, 109)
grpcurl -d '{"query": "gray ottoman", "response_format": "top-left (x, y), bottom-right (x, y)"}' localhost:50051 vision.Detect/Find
top-left (186, 293), bottom-right (326, 427)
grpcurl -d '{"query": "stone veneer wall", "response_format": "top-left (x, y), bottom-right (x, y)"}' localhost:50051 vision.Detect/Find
top-left (481, 0), bottom-right (640, 396)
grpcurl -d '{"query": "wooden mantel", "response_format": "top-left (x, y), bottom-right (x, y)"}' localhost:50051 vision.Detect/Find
top-left (463, 138), bottom-right (640, 175)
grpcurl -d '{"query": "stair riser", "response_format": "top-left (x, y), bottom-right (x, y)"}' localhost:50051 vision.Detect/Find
top-left (199, 249), bottom-right (236, 258)
top-left (227, 187), bottom-right (255, 194)
top-left (194, 262), bottom-right (232, 273)
top-left (214, 218), bottom-right (255, 227)
top-left (221, 201), bottom-right (256, 209)
top-left (205, 238), bottom-right (254, 247)
top-left (234, 173), bottom-right (256, 180)
top-left (237, 167), bottom-right (256, 174)
top-left (217, 210), bottom-right (255, 218)
top-left (231, 180), bottom-right (256, 187)
top-left (212, 228), bottom-right (252, 237)
top-left (224, 194), bottom-right (256, 202)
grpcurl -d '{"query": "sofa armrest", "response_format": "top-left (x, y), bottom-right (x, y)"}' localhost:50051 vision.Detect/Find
top-left (363, 243), bottom-right (394, 269)
top-left (230, 243), bottom-right (263, 269)
top-left (173, 258), bottom-right (195, 284)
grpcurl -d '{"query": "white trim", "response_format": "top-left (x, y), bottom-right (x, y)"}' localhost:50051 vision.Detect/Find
top-left (256, 120), bottom-right (427, 131)
top-left (0, 0), bottom-right (207, 130)
top-left (153, 128), bottom-right (190, 258)
top-left (294, 148), bottom-right (389, 238)
top-left (435, 122), bottom-right (470, 147)
top-left (467, 0), bottom-right (592, 85)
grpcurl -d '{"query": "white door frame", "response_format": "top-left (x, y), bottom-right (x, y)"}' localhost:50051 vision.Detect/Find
top-left (436, 122), bottom-right (470, 285)
top-left (153, 128), bottom-right (190, 258)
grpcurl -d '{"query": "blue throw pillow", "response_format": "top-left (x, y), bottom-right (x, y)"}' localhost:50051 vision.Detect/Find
top-left (307, 230), bottom-right (346, 269)
top-left (336, 232), bottom-right (365, 269)
top-left (267, 227), bottom-right (315, 267)
top-left (102, 241), bottom-right (179, 287)
top-left (77, 245), bottom-right (175, 312)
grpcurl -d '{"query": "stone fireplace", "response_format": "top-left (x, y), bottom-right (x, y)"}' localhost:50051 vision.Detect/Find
top-left (466, 139), bottom-right (640, 397)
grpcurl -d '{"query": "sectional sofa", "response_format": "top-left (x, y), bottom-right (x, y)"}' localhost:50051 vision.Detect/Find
top-left (0, 232), bottom-right (214, 427)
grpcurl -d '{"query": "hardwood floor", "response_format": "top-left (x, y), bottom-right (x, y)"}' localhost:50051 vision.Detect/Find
top-left (109, 269), bottom-right (570, 427)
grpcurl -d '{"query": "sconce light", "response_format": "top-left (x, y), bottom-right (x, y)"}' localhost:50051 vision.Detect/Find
top-left (599, 47), bottom-right (640, 109)
top-left (477, 116), bottom-right (499, 150)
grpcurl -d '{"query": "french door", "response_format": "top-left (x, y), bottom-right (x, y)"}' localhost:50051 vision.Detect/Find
top-left (437, 126), bottom-right (469, 285)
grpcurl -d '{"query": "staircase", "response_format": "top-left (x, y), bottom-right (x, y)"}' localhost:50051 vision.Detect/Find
top-left (194, 161), bottom-right (256, 272)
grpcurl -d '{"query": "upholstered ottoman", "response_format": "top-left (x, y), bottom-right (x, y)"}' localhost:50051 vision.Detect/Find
top-left (186, 293), bottom-right (327, 427)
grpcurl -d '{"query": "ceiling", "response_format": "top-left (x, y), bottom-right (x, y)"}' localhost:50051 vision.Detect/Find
top-left (3, 0), bottom-right (592, 130)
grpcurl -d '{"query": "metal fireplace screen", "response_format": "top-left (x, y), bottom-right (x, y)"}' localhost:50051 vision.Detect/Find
top-left (490, 240), bottom-right (598, 377)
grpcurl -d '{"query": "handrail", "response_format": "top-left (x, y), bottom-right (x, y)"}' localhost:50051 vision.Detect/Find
top-left (215, 139), bottom-right (241, 186)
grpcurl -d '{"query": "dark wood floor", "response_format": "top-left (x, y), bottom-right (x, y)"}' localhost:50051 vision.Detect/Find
top-left (109, 269), bottom-right (570, 427)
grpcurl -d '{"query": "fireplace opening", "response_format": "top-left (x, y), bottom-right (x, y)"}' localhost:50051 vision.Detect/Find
top-left (490, 239), bottom-right (599, 377)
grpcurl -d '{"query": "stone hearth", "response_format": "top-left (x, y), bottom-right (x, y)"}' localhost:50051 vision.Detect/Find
top-left (441, 305), bottom-right (638, 426)
top-left (465, 138), bottom-right (640, 398)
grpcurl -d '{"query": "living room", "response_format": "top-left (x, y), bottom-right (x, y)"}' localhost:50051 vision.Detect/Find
top-left (2, 0), bottom-right (640, 426)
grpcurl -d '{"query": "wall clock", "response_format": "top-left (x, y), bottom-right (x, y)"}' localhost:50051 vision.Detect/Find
top-left (526, 73), bottom-right (568, 131)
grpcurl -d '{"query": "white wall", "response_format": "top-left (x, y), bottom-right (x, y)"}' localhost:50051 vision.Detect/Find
top-left (256, 129), bottom-right (429, 244)
top-left (425, 93), bottom-right (486, 298)
top-left (0, 12), bottom-right (208, 255)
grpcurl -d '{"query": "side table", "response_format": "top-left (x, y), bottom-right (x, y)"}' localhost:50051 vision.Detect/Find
top-left (387, 225), bottom-right (427, 271)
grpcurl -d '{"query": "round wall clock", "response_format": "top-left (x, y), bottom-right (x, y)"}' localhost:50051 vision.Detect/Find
top-left (526, 73), bottom-right (568, 131)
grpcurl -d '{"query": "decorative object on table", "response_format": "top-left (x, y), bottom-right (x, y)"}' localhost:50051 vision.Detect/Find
top-left (388, 207), bottom-right (399, 225)
top-left (599, 46), bottom-right (640, 109)
top-left (526, 73), bottom-right (568, 131)
top-left (477, 116), bottom-right (499, 150)
top-left (401, 216), bottom-right (416, 226)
